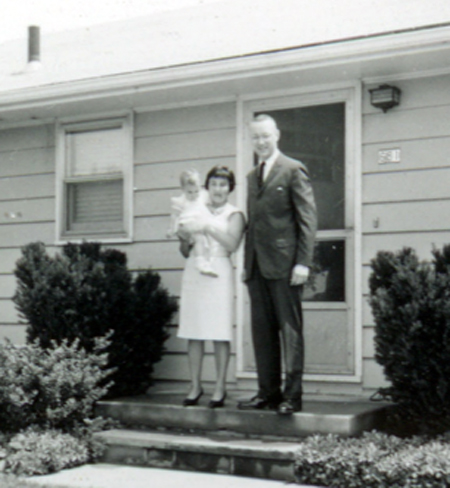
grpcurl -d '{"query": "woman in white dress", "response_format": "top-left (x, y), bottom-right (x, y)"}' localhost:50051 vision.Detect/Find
top-left (177, 166), bottom-right (245, 408)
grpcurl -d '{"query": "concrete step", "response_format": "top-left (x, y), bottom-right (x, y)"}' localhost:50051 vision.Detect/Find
top-left (96, 389), bottom-right (389, 438)
top-left (95, 428), bottom-right (300, 482)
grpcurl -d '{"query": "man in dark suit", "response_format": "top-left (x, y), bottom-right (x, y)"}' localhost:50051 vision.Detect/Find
top-left (238, 114), bottom-right (317, 415)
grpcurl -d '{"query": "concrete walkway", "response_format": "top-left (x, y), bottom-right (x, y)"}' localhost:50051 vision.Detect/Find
top-left (29, 464), bottom-right (321, 488)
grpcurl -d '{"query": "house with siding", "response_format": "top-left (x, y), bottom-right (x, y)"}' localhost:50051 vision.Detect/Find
top-left (0, 0), bottom-right (450, 399)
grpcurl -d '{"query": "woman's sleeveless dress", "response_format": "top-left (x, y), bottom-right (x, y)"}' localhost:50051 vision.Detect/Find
top-left (177, 202), bottom-right (241, 342)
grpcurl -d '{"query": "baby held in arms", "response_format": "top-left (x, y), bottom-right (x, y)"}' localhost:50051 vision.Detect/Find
top-left (167, 169), bottom-right (217, 277)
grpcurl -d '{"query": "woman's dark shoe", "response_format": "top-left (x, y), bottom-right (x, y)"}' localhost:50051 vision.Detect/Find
top-left (208, 392), bottom-right (227, 409)
top-left (182, 389), bottom-right (204, 407)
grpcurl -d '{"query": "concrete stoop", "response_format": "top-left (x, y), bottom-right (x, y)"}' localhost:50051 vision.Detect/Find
top-left (94, 390), bottom-right (390, 482)
top-left (96, 429), bottom-right (299, 482)
top-left (96, 392), bottom-right (389, 438)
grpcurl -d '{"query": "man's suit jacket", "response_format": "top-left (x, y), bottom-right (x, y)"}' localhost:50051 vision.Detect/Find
top-left (244, 152), bottom-right (317, 281)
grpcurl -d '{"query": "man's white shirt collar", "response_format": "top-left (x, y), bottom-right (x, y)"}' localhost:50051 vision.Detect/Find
top-left (259, 149), bottom-right (279, 181)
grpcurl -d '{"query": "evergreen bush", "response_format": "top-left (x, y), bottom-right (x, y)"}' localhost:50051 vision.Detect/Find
top-left (13, 241), bottom-right (177, 398)
top-left (369, 245), bottom-right (450, 433)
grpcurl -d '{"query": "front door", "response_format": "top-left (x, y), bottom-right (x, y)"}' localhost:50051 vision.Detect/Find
top-left (237, 87), bottom-right (359, 382)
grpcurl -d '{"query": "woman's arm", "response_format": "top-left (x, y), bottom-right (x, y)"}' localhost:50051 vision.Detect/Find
top-left (205, 212), bottom-right (246, 253)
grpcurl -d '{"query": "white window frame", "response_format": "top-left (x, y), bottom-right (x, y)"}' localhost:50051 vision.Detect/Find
top-left (55, 113), bottom-right (134, 244)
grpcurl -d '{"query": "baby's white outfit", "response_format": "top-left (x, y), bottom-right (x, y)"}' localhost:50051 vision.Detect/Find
top-left (168, 189), bottom-right (217, 277)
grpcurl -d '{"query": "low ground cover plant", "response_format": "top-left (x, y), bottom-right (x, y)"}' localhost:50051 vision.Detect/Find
top-left (5, 428), bottom-right (90, 477)
top-left (295, 431), bottom-right (450, 488)
top-left (0, 337), bottom-right (114, 476)
top-left (0, 336), bottom-right (112, 433)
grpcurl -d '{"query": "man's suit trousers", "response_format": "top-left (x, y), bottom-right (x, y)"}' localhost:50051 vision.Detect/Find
top-left (246, 260), bottom-right (304, 405)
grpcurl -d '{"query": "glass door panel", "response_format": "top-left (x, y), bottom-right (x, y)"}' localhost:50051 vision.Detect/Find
top-left (262, 103), bottom-right (345, 231)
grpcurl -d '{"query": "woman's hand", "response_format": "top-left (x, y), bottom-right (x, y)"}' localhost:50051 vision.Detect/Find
top-left (178, 215), bottom-right (210, 235)
top-left (176, 224), bottom-right (193, 241)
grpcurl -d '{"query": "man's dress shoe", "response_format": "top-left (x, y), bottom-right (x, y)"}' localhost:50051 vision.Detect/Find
top-left (237, 395), bottom-right (281, 410)
top-left (277, 399), bottom-right (302, 415)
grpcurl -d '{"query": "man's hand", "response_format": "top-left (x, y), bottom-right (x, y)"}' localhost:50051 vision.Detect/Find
top-left (290, 264), bottom-right (310, 286)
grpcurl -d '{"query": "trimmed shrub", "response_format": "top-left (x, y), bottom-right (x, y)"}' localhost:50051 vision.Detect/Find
top-left (369, 245), bottom-right (450, 433)
top-left (13, 241), bottom-right (177, 398)
top-left (0, 336), bottom-right (112, 433)
top-left (295, 431), bottom-right (450, 488)
top-left (4, 427), bottom-right (89, 476)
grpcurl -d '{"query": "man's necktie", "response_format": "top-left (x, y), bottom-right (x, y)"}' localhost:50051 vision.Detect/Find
top-left (258, 161), bottom-right (266, 187)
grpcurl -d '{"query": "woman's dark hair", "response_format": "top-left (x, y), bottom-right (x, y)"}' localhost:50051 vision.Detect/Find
top-left (205, 166), bottom-right (236, 193)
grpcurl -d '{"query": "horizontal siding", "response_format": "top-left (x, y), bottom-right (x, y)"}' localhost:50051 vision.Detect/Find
top-left (361, 75), bottom-right (450, 392)
top-left (363, 326), bottom-right (376, 359)
top-left (135, 188), bottom-right (181, 217)
top-left (0, 125), bottom-right (54, 152)
top-left (363, 136), bottom-right (450, 174)
top-left (0, 174), bottom-right (54, 201)
top-left (363, 231), bottom-right (450, 264)
top-left (362, 265), bottom-right (371, 295)
top-left (363, 104), bottom-right (450, 145)
top-left (115, 241), bottom-right (186, 271)
top-left (0, 325), bottom-right (27, 343)
top-left (0, 197), bottom-right (54, 225)
top-left (156, 270), bottom-right (183, 298)
top-left (363, 199), bottom-right (450, 234)
top-left (363, 359), bottom-right (389, 390)
top-left (363, 167), bottom-right (450, 203)
top-left (0, 125), bottom-right (56, 343)
top-left (134, 216), bottom-right (170, 242)
top-left (135, 129), bottom-right (236, 164)
top-left (0, 274), bottom-right (17, 298)
top-left (0, 147), bottom-right (55, 177)
top-left (0, 222), bottom-right (55, 248)
top-left (0, 299), bottom-right (21, 324)
top-left (134, 157), bottom-right (235, 190)
top-left (0, 249), bottom-right (23, 274)
top-left (135, 103), bottom-right (236, 137)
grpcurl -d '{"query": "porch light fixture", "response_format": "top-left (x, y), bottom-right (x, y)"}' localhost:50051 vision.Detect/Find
top-left (369, 84), bottom-right (401, 113)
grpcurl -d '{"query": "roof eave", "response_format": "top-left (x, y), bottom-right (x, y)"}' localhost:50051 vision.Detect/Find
top-left (1, 23), bottom-right (450, 125)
